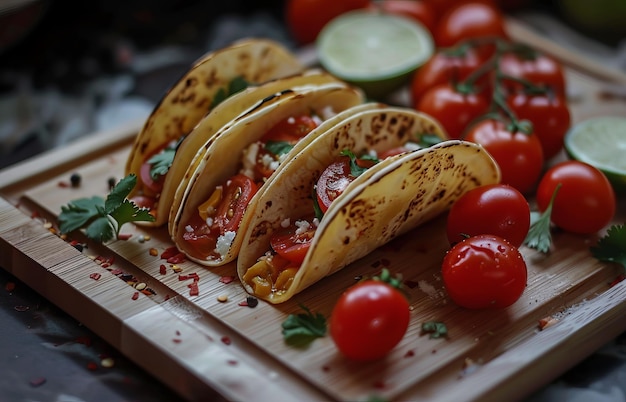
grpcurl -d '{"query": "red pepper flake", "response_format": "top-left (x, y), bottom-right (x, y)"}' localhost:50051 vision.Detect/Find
top-left (57, 181), bottom-right (70, 188)
top-left (404, 349), bottom-right (416, 358)
top-left (188, 272), bottom-right (200, 281)
top-left (89, 273), bottom-right (101, 281)
top-left (14, 305), bottom-right (29, 312)
top-left (167, 253), bottom-right (186, 264)
top-left (219, 276), bottom-right (235, 284)
top-left (172, 338), bottom-right (182, 344)
top-left (159, 264), bottom-right (167, 275)
top-left (29, 377), bottom-right (47, 387)
top-left (5, 282), bottom-right (15, 292)
top-left (94, 255), bottom-right (106, 264)
top-left (100, 262), bottom-right (111, 268)
top-left (221, 336), bottom-right (231, 345)
top-left (322, 365), bottom-right (330, 372)
top-left (176, 330), bottom-right (181, 336)
top-left (610, 274), bottom-right (625, 287)
top-left (161, 246), bottom-right (179, 260)
top-left (178, 274), bottom-right (189, 281)
top-left (118, 233), bottom-right (132, 240)
top-left (30, 210), bottom-right (39, 218)
top-left (227, 359), bottom-right (238, 366)
top-left (131, 292), bottom-right (139, 300)
top-left (75, 336), bottom-right (92, 346)
top-left (86, 362), bottom-right (98, 371)
top-left (238, 300), bottom-right (248, 307)
top-left (110, 269), bottom-right (123, 276)
top-left (164, 294), bottom-right (171, 301)
top-left (189, 282), bottom-right (199, 296)
top-left (140, 288), bottom-right (155, 296)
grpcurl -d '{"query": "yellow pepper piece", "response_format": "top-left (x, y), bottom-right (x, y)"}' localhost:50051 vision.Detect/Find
top-left (274, 267), bottom-right (297, 292)
top-left (197, 186), bottom-right (223, 221)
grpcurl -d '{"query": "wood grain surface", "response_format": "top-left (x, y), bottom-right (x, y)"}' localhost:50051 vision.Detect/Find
top-left (1, 19), bottom-right (626, 402)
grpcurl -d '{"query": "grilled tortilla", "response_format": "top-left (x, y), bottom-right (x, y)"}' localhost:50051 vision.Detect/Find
top-left (170, 82), bottom-right (367, 266)
top-left (236, 107), bottom-right (501, 304)
top-left (125, 38), bottom-right (306, 225)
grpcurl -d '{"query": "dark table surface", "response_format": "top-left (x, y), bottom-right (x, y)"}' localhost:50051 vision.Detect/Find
top-left (1, 2), bottom-right (626, 401)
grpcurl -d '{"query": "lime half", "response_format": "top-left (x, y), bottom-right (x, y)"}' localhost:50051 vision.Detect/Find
top-left (564, 116), bottom-right (626, 193)
top-left (316, 10), bottom-right (434, 99)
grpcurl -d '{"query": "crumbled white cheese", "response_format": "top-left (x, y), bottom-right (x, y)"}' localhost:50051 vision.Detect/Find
top-left (185, 225), bottom-right (193, 233)
top-left (240, 142), bottom-right (260, 178)
top-left (294, 219), bottom-right (311, 235)
top-left (214, 231), bottom-right (236, 258)
top-left (205, 217), bottom-right (214, 227)
top-left (280, 218), bottom-right (291, 228)
top-left (404, 141), bottom-right (421, 151)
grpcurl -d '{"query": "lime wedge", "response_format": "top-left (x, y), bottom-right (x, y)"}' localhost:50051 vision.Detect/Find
top-left (316, 10), bottom-right (434, 99)
top-left (564, 116), bottom-right (626, 193)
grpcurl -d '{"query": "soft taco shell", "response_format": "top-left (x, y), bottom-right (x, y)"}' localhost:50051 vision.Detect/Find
top-left (125, 38), bottom-right (304, 207)
top-left (142, 69), bottom-right (345, 226)
top-left (237, 108), bottom-right (501, 304)
top-left (170, 83), bottom-right (367, 266)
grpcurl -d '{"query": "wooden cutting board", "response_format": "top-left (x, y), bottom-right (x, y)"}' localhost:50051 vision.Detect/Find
top-left (1, 19), bottom-right (625, 402)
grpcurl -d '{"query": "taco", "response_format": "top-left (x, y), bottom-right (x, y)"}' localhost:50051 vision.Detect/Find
top-left (125, 38), bottom-right (307, 225)
top-left (131, 68), bottom-right (345, 227)
top-left (169, 83), bottom-right (368, 266)
top-left (236, 107), bottom-right (501, 304)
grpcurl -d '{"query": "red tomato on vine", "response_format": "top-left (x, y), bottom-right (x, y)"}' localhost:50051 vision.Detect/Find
top-left (415, 82), bottom-right (489, 139)
top-left (371, 0), bottom-right (437, 33)
top-left (433, 2), bottom-right (508, 48)
top-left (464, 118), bottom-right (544, 194)
top-left (499, 50), bottom-right (566, 96)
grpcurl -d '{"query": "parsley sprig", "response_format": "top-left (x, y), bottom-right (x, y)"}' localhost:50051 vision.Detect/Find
top-left (58, 174), bottom-right (155, 242)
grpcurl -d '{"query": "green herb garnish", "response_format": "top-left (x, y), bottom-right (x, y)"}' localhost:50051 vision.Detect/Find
top-left (591, 224), bottom-right (626, 271)
top-left (282, 304), bottom-right (327, 347)
top-left (211, 76), bottom-right (250, 109)
top-left (524, 184), bottom-right (561, 253)
top-left (265, 140), bottom-right (294, 157)
top-left (417, 133), bottom-right (444, 148)
top-left (58, 174), bottom-right (155, 242)
top-left (340, 149), bottom-right (379, 177)
top-left (421, 321), bottom-right (448, 339)
top-left (147, 147), bottom-right (176, 179)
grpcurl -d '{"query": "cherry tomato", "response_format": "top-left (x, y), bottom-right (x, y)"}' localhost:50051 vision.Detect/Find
top-left (446, 183), bottom-right (530, 247)
top-left (330, 277), bottom-right (410, 361)
top-left (507, 92), bottom-right (571, 160)
top-left (316, 156), bottom-right (356, 213)
top-left (377, 145), bottom-right (413, 159)
top-left (270, 216), bottom-right (317, 265)
top-left (442, 234), bottom-right (527, 309)
top-left (260, 115), bottom-right (319, 143)
top-left (285, 0), bottom-right (370, 45)
top-left (130, 195), bottom-right (156, 213)
top-left (415, 82), bottom-right (489, 139)
top-left (434, 2), bottom-right (508, 48)
top-left (410, 46), bottom-right (487, 106)
top-left (140, 159), bottom-right (165, 195)
top-left (371, 0), bottom-right (437, 33)
top-left (422, 0), bottom-right (497, 20)
top-left (499, 51), bottom-right (566, 96)
top-left (182, 213), bottom-right (218, 257)
top-left (464, 118), bottom-right (544, 194)
top-left (214, 174), bottom-right (259, 233)
top-left (535, 161), bottom-right (616, 235)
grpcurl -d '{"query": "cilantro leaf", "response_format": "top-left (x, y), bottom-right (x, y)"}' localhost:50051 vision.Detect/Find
top-left (417, 133), bottom-right (444, 148)
top-left (282, 305), bottom-right (327, 347)
top-left (524, 184), bottom-right (561, 253)
top-left (421, 321), bottom-right (448, 339)
top-left (59, 196), bottom-right (105, 233)
top-left (211, 76), bottom-right (250, 109)
top-left (58, 174), bottom-right (155, 243)
top-left (591, 224), bottom-right (626, 270)
top-left (340, 149), bottom-right (379, 177)
top-left (265, 140), bottom-right (294, 157)
top-left (147, 148), bottom-right (176, 179)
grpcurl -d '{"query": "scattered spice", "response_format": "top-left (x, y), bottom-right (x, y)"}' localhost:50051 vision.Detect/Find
top-left (87, 362), bottom-right (98, 371)
top-left (149, 248), bottom-right (159, 256)
top-left (221, 336), bottom-right (232, 345)
top-left (118, 233), bottom-right (133, 240)
top-left (217, 294), bottom-right (228, 303)
top-left (131, 292), bottom-right (139, 300)
top-left (159, 264), bottom-right (167, 275)
top-left (189, 282), bottom-right (199, 297)
top-left (135, 282), bottom-right (147, 291)
top-left (421, 321), bottom-right (448, 339)
top-left (219, 276), bottom-right (235, 284)
top-left (89, 273), bottom-right (101, 281)
top-left (538, 316), bottom-right (559, 330)
top-left (70, 173), bottom-right (82, 187)
top-left (172, 338), bottom-right (182, 344)
top-left (161, 246), bottom-right (179, 260)
top-left (29, 377), bottom-right (47, 387)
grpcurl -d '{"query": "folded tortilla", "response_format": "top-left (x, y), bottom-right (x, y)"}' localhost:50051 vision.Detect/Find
top-left (170, 82), bottom-right (367, 266)
top-left (124, 38), bottom-right (306, 225)
top-left (236, 107), bottom-right (501, 304)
